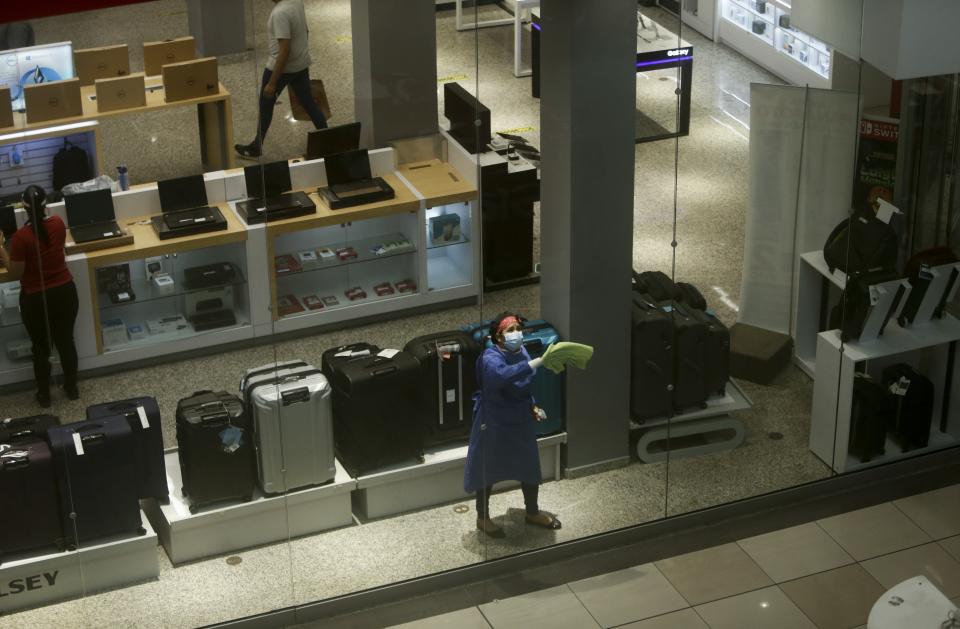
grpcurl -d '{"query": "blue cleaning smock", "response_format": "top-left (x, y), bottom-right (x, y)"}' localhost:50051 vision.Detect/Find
top-left (463, 345), bottom-right (542, 492)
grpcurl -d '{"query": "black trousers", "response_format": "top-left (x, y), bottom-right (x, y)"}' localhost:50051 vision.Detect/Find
top-left (252, 67), bottom-right (327, 149)
top-left (19, 281), bottom-right (79, 393)
top-left (476, 483), bottom-right (539, 519)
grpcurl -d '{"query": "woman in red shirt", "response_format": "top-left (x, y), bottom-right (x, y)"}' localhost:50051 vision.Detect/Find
top-left (0, 185), bottom-right (79, 407)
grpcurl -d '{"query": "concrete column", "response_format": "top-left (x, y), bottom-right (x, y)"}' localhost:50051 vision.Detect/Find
top-left (540, 0), bottom-right (636, 475)
top-left (187, 0), bottom-right (247, 57)
top-left (351, 0), bottom-right (438, 148)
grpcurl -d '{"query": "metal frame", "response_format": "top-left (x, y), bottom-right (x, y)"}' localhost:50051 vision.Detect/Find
top-left (455, 0), bottom-right (514, 31)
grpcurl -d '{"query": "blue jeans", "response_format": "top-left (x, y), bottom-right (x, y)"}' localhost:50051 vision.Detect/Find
top-left (251, 66), bottom-right (327, 149)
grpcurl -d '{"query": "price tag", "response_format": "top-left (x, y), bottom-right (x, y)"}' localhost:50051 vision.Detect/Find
top-left (446, 389), bottom-right (457, 403)
top-left (136, 405), bottom-right (150, 429)
top-left (72, 432), bottom-right (85, 456)
top-left (378, 348), bottom-right (400, 358)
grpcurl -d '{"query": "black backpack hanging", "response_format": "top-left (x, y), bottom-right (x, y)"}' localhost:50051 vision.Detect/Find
top-left (52, 140), bottom-right (93, 194)
top-left (823, 211), bottom-right (899, 274)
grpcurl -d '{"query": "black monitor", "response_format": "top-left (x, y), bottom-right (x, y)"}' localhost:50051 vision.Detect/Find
top-left (307, 122), bottom-right (362, 161)
top-left (64, 188), bottom-right (115, 226)
top-left (158, 174), bottom-right (208, 213)
top-left (324, 149), bottom-right (372, 187)
top-left (244, 160), bottom-right (292, 200)
top-left (0, 205), bottom-right (16, 242)
top-left (443, 82), bottom-right (491, 154)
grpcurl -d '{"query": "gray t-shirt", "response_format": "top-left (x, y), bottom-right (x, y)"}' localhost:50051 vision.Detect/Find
top-left (267, 0), bottom-right (311, 74)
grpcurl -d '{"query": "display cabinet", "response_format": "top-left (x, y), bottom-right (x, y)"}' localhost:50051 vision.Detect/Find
top-left (0, 274), bottom-right (38, 377)
top-left (425, 201), bottom-right (473, 293)
top-left (721, 0), bottom-right (832, 84)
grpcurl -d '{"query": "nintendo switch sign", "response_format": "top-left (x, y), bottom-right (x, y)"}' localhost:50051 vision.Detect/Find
top-left (3, 0), bottom-right (153, 22)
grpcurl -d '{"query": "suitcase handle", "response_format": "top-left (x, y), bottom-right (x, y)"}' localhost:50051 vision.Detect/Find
top-left (281, 386), bottom-right (310, 405)
top-left (79, 432), bottom-right (105, 444)
top-left (1, 449), bottom-right (30, 469)
top-left (372, 365), bottom-right (397, 377)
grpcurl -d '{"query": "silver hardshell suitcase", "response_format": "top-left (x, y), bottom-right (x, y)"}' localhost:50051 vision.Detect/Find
top-left (242, 363), bottom-right (335, 494)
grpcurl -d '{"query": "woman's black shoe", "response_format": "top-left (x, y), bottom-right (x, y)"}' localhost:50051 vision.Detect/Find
top-left (36, 390), bottom-right (51, 408)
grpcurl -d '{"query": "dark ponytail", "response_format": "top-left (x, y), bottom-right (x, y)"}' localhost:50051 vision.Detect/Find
top-left (22, 185), bottom-right (48, 243)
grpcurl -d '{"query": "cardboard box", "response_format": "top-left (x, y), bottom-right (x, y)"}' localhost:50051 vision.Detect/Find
top-left (24, 78), bottom-right (83, 123)
top-left (0, 87), bottom-right (13, 129)
top-left (162, 57), bottom-right (218, 103)
top-left (143, 36), bottom-right (196, 77)
top-left (74, 44), bottom-right (130, 86)
top-left (95, 72), bottom-right (146, 112)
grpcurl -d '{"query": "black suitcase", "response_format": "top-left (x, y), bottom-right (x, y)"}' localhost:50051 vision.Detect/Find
top-left (676, 282), bottom-right (707, 311)
top-left (899, 247), bottom-right (959, 326)
top-left (882, 364), bottom-right (934, 451)
top-left (0, 414), bottom-right (59, 442)
top-left (321, 342), bottom-right (380, 381)
top-left (0, 437), bottom-right (65, 563)
top-left (668, 302), bottom-right (709, 412)
top-left (823, 212), bottom-right (899, 274)
top-left (183, 261), bottom-right (238, 290)
top-left (329, 352), bottom-right (423, 476)
top-left (630, 293), bottom-right (674, 421)
top-left (690, 309), bottom-right (730, 397)
top-left (176, 390), bottom-right (256, 513)
top-left (633, 270), bottom-right (677, 302)
top-left (849, 374), bottom-right (890, 462)
top-left (86, 397), bottom-right (168, 503)
top-left (47, 416), bottom-right (145, 545)
top-left (404, 331), bottom-right (480, 446)
top-left (830, 269), bottom-right (905, 342)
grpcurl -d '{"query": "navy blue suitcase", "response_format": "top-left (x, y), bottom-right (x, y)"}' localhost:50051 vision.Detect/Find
top-left (86, 397), bottom-right (169, 503)
top-left (48, 416), bottom-right (145, 545)
top-left (462, 319), bottom-right (564, 436)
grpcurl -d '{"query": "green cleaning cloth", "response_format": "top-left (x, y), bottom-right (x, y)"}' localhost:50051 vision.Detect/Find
top-left (542, 342), bottom-right (595, 374)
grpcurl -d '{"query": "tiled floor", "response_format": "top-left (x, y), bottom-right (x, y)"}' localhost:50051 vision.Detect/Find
top-left (390, 483), bottom-right (960, 629)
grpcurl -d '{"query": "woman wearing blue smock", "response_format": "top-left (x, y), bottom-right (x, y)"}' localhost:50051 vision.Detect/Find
top-left (464, 313), bottom-right (561, 538)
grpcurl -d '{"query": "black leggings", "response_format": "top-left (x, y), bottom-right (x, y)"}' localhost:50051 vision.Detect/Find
top-left (251, 67), bottom-right (327, 149)
top-left (476, 483), bottom-right (539, 519)
top-left (19, 281), bottom-right (79, 394)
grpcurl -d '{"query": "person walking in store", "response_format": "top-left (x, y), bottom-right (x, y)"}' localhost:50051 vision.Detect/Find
top-left (235, 0), bottom-right (327, 159)
top-left (464, 313), bottom-right (563, 538)
top-left (0, 185), bottom-right (80, 407)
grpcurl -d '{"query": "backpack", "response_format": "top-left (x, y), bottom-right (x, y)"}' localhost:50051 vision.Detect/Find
top-left (823, 212), bottom-right (899, 274)
top-left (52, 143), bottom-right (93, 193)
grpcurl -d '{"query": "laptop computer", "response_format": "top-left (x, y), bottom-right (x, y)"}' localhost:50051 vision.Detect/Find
top-left (64, 188), bottom-right (123, 244)
top-left (153, 174), bottom-right (227, 240)
top-left (235, 160), bottom-right (315, 225)
top-left (306, 122), bottom-right (361, 161)
top-left (318, 149), bottom-right (395, 210)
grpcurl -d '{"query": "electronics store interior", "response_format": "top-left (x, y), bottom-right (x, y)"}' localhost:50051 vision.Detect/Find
top-left (0, 0), bottom-right (959, 627)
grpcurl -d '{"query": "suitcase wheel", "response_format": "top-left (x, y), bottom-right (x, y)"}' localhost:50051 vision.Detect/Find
top-left (189, 504), bottom-right (199, 515)
top-left (137, 526), bottom-right (147, 536)
top-left (897, 315), bottom-right (907, 327)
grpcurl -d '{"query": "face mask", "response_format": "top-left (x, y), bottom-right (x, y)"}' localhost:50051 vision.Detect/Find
top-left (503, 330), bottom-right (523, 352)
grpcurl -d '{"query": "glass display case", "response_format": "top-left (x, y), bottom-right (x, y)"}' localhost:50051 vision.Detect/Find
top-left (426, 201), bottom-right (473, 292)
top-left (722, 0), bottom-right (831, 79)
top-left (272, 211), bottom-right (420, 319)
top-left (92, 241), bottom-right (250, 352)
top-left (0, 277), bottom-right (37, 373)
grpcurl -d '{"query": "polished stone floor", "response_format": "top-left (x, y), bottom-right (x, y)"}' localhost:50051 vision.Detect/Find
top-left (380, 483), bottom-right (960, 629)
top-left (0, 2), bottom-right (848, 628)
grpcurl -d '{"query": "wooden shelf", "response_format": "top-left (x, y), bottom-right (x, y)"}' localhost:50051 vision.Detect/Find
top-left (398, 159), bottom-right (478, 207)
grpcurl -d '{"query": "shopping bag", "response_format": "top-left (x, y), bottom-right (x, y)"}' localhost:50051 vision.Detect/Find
top-left (289, 78), bottom-right (332, 121)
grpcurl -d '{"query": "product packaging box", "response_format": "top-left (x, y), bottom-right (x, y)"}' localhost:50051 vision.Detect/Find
top-left (74, 44), bottom-right (130, 86)
top-left (24, 78), bottom-right (83, 124)
top-left (95, 72), bottom-right (146, 113)
top-left (101, 318), bottom-right (128, 347)
top-left (162, 57), bottom-right (219, 103)
top-left (0, 87), bottom-right (13, 129)
top-left (143, 36), bottom-right (196, 76)
top-left (147, 315), bottom-right (189, 335)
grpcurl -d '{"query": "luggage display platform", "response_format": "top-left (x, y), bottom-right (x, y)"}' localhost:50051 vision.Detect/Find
top-left (0, 511), bottom-right (158, 614)
top-left (353, 432), bottom-right (567, 520)
top-left (630, 380), bottom-right (752, 463)
top-left (143, 451), bottom-right (356, 565)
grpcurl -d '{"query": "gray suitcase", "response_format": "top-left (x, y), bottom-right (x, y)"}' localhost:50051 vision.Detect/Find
top-left (242, 363), bottom-right (335, 494)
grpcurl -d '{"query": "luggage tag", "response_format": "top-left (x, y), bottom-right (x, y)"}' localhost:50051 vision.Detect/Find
top-left (136, 405), bottom-right (150, 429)
top-left (377, 349), bottom-right (399, 358)
top-left (219, 425), bottom-right (244, 454)
top-left (888, 376), bottom-right (911, 397)
top-left (918, 263), bottom-right (935, 281)
top-left (72, 432), bottom-right (85, 456)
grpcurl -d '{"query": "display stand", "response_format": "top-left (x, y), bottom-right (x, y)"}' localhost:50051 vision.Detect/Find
top-left (794, 250), bottom-right (847, 378)
top-left (630, 380), bottom-right (752, 463)
top-left (143, 451), bottom-right (356, 565)
top-left (0, 121), bottom-right (102, 194)
top-left (809, 318), bottom-right (960, 473)
top-left (0, 512), bottom-right (158, 614)
top-left (513, 0), bottom-right (539, 77)
top-left (353, 433), bottom-right (566, 520)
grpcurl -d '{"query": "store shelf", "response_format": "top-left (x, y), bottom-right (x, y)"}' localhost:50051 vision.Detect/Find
top-left (276, 279), bottom-right (419, 320)
top-left (630, 378), bottom-right (753, 430)
top-left (723, 11), bottom-right (775, 45)
top-left (426, 235), bottom-right (470, 251)
top-left (102, 313), bottom-right (252, 352)
top-left (843, 429), bottom-right (958, 473)
top-left (97, 269), bottom-right (248, 312)
top-left (427, 256), bottom-right (472, 292)
top-left (780, 28), bottom-right (829, 56)
top-left (274, 232), bottom-right (416, 280)
top-left (727, 0), bottom-right (774, 23)
top-left (0, 309), bottom-right (23, 328)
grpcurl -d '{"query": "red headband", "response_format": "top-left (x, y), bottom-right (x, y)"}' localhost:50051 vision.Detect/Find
top-left (497, 316), bottom-right (520, 335)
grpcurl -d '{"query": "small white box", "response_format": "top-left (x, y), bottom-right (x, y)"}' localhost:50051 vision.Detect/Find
top-left (153, 273), bottom-right (175, 296)
top-left (297, 250), bottom-right (319, 270)
top-left (101, 318), bottom-right (128, 348)
top-left (145, 256), bottom-right (166, 281)
top-left (147, 315), bottom-right (189, 336)
top-left (317, 247), bottom-right (336, 263)
top-left (127, 323), bottom-right (147, 341)
top-left (2, 285), bottom-right (20, 309)
top-left (6, 338), bottom-right (32, 360)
